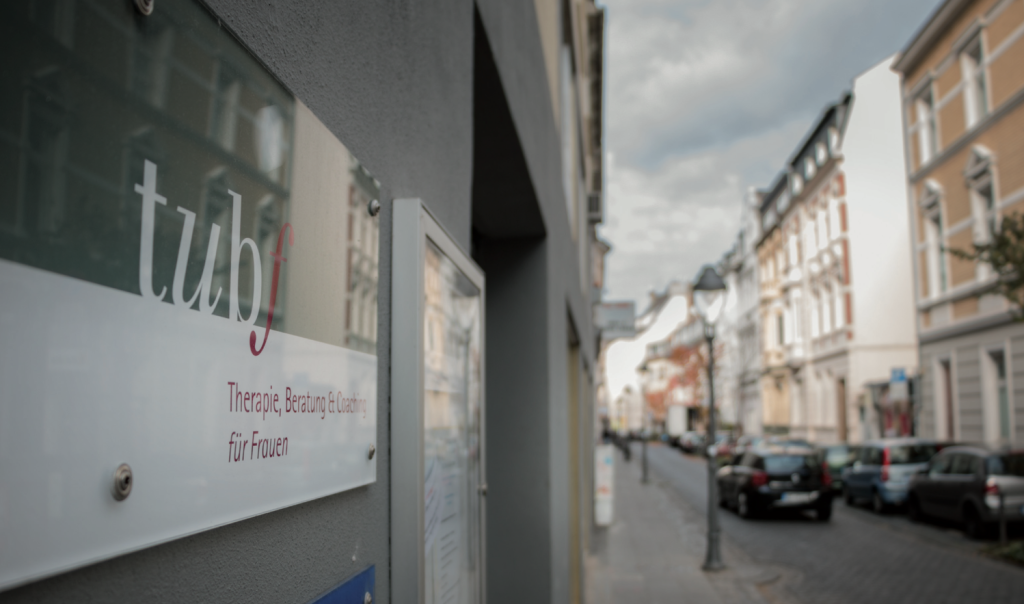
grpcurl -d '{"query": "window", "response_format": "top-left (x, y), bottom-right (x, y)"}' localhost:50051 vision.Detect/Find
top-left (939, 359), bottom-right (954, 439)
top-left (834, 285), bottom-right (845, 329)
top-left (970, 174), bottom-right (996, 245)
top-left (914, 88), bottom-right (937, 166)
top-left (764, 455), bottom-right (816, 474)
top-left (929, 453), bottom-right (952, 476)
top-left (949, 454), bottom-right (974, 475)
top-left (791, 173), bottom-right (803, 196)
top-left (890, 444), bottom-right (939, 464)
top-left (817, 209), bottom-right (828, 251)
top-left (816, 141), bottom-right (828, 166)
top-left (804, 157), bottom-right (816, 180)
top-left (925, 211), bottom-right (947, 297)
top-left (828, 196), bottom-right (841, 240)
top-left (810, 294), bottom-right (820, 338)
top-left (822, 289), bottom-right (832, 333)
top-left (985, 349), bottom-right (1010, 441)
top-left (792, 295), bottom-right (802, 342)
top-left (961, 35), bottom-right (988, 128)
top-left (827, 127), bottom-right (840, 155)
top-left (777, 313), bottom-right (785, 347)
top-left (987, 454), bottom-right (1024, 477)
top-left (210, 63), bottom-right (242, 151)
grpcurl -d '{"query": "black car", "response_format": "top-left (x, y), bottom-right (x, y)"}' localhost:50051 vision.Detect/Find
top-left (717, 445), bottom-right (833, 520)
top-left (907, 445), bottom-right (1024, 539)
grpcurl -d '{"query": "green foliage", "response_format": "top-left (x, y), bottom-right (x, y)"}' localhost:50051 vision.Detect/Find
top-left (947, 212), bottom-right (1024, 320)
top-left (983, 540), bottom-right (1024, 567)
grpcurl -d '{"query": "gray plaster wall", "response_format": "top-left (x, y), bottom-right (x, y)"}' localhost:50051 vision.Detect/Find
top-left (471, 2), bottom-right (597, 602)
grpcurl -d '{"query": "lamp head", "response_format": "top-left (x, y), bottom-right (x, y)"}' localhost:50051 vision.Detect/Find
top-left (692, 264), bottom-right (726, 324)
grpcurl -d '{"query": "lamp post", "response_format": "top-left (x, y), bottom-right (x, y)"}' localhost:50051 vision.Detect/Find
top-left (692, 264), bottom-right (726, 572)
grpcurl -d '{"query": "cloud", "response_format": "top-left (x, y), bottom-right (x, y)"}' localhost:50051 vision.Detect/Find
top-left (599, 0), bottom-right (940, 308)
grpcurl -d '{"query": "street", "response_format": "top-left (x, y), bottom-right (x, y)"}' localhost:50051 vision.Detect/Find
top-left (643, 443), bottom-right (1024, 604)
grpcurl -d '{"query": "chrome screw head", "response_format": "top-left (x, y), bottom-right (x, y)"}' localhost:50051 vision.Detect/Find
top-left (112, 464), bottom-right (133, 501)
top-left (367, 199), bottom-right (381, 217)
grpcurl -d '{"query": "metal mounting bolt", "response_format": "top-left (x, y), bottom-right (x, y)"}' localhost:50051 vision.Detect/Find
top-left (133, 0), bottom-right (155, 16)
top-left (478, 483), bottom-right (488, 497)
top-left (112, 463), bottom-right (133, 501)
top-left (364, 592), bottom-right (372, 604)
top-left (367, 444), bottom-right (376, 460)
top-left (367, 198), bottom-right (381, 217)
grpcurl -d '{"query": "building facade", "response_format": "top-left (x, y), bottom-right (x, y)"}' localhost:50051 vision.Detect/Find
top-left (717, 188), bottom-right (764, 435)
top-left (756, 58), bottom-right (918, 443)
top-left (0, 1), bottom-right (607, 603)
top-left (638, 297), bottom-right (712, 433)
top-left (893, 0), bottom-right (1024, 445)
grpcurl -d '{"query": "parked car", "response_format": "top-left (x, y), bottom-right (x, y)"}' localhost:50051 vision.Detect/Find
top-left (711, 433), bottom-right (735, 458)
top-left (907, 446), bottom-right (1024, 539)
top-left (679, 432), bottom-right (705, 454)
top-left (818, 444), bottom-right (857, 493)
top-left (733, 435), bottom-right (765, 457)
top-left (717, 444), bottom-right (833, 520)
top-left (842, 438), bottom-right (940, 513)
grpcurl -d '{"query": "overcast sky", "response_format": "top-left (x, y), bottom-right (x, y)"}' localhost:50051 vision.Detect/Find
top-left (598, 0), bottom-right (941, 310)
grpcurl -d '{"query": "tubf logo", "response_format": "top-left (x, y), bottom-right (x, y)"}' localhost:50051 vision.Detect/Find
top-left (135, 160), bottom-right (292, 356)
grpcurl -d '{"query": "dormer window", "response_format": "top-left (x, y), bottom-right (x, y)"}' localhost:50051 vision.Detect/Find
top-left (961, 34), bottom-right (988, 128)
top-left (804, 157), bottom-right (816, 180)
top-left (827, 127), bottom-right (840, 155)
top-left (778, 191), bottom-right (791, 214)
top-left (815, 141), bottom-right (828, 166)
top-left (791, 173), bottom-right (803, 196)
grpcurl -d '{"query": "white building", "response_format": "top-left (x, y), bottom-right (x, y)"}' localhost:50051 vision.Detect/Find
top-left (756, 57), bottom-right (919, 443)
top-left (613, 386), bottom-right (644, 434)
top-left (717, 188), bottom-right (764, 435)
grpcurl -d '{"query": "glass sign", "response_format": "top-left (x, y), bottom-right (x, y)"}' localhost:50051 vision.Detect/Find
top-left (0, 0), bottom-right (380, 589)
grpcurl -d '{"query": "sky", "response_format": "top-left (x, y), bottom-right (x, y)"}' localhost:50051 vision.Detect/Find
top-left (597, 0), bottom-right (943, 311)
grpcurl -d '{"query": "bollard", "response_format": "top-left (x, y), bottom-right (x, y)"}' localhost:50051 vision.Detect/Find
top-left (642, 438), bottom-right (648, 484)
top-left (999, 492), bottom-right (1007, 545)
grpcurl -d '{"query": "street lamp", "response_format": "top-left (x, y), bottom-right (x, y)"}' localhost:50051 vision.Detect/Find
top-left (692, 264), bottom-right (726, 572)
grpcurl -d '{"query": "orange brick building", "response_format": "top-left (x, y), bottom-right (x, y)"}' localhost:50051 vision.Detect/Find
top-left (893, 0), bottom-right (1024, 443)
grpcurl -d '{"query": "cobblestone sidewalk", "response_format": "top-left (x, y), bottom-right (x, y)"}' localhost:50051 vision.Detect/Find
top-left (585, 445), bottom-right (788, 604)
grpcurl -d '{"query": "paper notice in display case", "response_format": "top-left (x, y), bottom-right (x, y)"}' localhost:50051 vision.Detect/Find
top-left (423, 239), bottom-right (483, 604)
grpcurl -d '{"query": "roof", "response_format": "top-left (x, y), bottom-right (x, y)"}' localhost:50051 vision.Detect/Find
top-left (757, 93), bottom-right (853, 221)
top-left (892, 0), bottom-right (973, 75)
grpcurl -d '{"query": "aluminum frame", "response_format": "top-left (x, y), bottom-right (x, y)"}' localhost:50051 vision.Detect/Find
top-left (391, 198), bottom-right (487, 603)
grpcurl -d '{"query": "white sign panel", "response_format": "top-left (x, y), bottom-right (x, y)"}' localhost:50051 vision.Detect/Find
top-left (595, 444), bottom-right (615, 526)
top-left (594, 301), bottom-right (637, 340)
top-left (0, 260), bottom-right (377, 589)
top-left (890, 367), bottom-right (909, 403)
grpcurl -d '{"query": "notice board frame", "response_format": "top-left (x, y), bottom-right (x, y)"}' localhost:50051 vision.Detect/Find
top-left (390, 199), bottom-right (487, 603)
